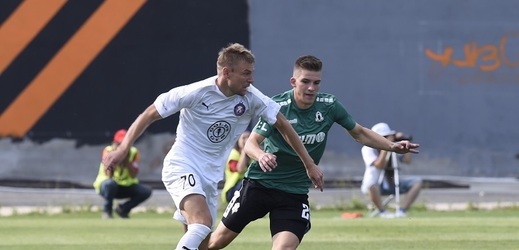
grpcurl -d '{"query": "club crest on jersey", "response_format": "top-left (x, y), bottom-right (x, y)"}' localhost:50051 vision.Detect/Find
top-left (315, 111), bottom-right (324, 122)
top-left (234, 102), bottom-right (246, 116)
top-left (207, 121), bottom-right (231, 143)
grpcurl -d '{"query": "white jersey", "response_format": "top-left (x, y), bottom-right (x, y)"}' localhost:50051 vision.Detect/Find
top-left (154, 75), bottom-right (280, 184)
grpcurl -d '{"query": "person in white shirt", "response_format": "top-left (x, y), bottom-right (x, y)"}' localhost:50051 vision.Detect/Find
top-left (361, 122), bottom-right (422, 218)
top-left (102, 43), bottom-right (323, 250)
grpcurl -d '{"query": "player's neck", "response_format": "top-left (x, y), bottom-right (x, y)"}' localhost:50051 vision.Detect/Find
top-left (294, 99), bottom-right (312, 110)
top-left (215, 77), bottom-right (233, 97)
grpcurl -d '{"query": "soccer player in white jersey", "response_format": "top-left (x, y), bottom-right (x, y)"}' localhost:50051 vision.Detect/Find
top-left (208, 55), bottom-right (420, 250)
top-left (102, 44), bottom-right (324, 250)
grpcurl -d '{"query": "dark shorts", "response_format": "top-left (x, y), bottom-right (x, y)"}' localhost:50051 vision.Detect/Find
top-left (221, 178), bottom-right (311, 242)
top-left (225, 180), bottom-right (244, 203)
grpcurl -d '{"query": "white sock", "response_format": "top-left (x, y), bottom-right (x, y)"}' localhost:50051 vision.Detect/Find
top-left (175, 223), bottom-right (211, 250)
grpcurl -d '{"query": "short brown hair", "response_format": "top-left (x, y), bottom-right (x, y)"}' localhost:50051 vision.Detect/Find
top-left (294, 55), bottom-right (322, 72)
top-left (217, 43), bottom-right (255, 74)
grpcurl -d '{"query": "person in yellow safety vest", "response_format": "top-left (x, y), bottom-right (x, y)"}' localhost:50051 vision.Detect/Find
top-left (221, 131), bottom-right (251, 204)
top-left (93, 129), bottom-right (152, 219)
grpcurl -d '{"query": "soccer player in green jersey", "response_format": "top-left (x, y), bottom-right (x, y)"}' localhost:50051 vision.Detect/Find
top-left (208, 55), bottom-right (420, 250)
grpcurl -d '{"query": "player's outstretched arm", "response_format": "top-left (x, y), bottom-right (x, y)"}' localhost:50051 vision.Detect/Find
top-left (102, 104), bottom-right (162, 169)
top-left (348, 123), bottom-right (420, 154)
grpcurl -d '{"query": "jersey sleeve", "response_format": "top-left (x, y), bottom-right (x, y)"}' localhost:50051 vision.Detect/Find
top-left (248, 85), bottom-right (280, 125)
top-left (252, 116), bottom-right (274, 137)
top-left (153, 84), bottom-right (198, 118)
top-left (333, 99), bottom-right (356, 130)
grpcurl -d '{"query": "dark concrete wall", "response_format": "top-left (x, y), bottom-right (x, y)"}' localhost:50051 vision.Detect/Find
top-left (0, 0), bottom-right (249, 144)
top-left (0, 0), bottom-right (250, 185)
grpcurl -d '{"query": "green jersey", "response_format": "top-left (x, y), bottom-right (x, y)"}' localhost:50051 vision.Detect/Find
top-left (245, 90), bottom-right (356, 194)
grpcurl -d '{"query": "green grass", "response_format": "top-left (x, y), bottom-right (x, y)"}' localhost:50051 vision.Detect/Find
top-left (2, 210), bottom-right (519, 249)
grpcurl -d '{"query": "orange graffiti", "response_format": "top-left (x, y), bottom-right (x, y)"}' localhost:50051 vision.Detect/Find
top-left (425, 33), bottom-right (519, 72)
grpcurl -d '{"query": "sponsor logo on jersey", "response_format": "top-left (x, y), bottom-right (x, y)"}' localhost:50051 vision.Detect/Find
top-left (234, 102), bottom-right (246, 116)
top-left (288, 118), bottom-right (298, 124)
top-left (315, 111), bottom-right (324, 122)
top-left (207, 120), bottom-right (231, 143)
top-left (316, 97), bottom-right (334, 103)
top-left (299, 132), bottom-right (326, 144)
top-left (278, 99), bottom-right (291, 106)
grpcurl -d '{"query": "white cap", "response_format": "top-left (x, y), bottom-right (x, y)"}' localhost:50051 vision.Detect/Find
top-left (371, 122), bottom-right (395, 137)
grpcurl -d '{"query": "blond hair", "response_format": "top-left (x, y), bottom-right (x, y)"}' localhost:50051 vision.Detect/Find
top-left (217, 43), bottom-right (255, 74)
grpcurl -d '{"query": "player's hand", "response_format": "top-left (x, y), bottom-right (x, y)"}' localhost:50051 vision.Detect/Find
top-left (306, 164), bottom-right (324, 192)
top-left (391, 141), bottom-right (420, 154)
top-left (258, 153), bottom-right (277, 172)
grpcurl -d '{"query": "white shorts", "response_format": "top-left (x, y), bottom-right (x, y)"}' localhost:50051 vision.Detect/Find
top-left (162, 163), bottom-right (219, 229)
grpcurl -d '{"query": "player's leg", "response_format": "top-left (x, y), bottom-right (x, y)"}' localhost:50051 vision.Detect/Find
top-left (209, 188), bottom-right (242, 249)
top-left (208, 179), bottom-right (269, 249)
top-left (199, 182), bottom-right (220, 250)
top-left (175, 195), bottom-right (212, 250)
top-left (208, 222), bottom-right (240, 250)
top-left (272, 231), bottom-right (301, 250)
top-left (163, 170), bottom-right (212, 250)
top-left (269, 192), bottom-right (311, 250)
top-left (178, 194), bottom-right (212, 250)
top-left (181, 193), bottom-right (213, 225)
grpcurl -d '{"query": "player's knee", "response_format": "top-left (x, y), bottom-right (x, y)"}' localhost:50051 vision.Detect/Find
top-left (272, 231), bottom-right (300, 250)
top-left (189, 224), bottom-right (212, 241)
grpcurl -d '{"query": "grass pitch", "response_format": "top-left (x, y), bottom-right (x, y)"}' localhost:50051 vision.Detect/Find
top-left (1, 209), bottom-right (519, 249)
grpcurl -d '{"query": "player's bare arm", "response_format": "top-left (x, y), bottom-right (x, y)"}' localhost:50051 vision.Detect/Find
top-left (236, 147), bottom-right (251, 174)
top-left (102, 104), bottom-right (162, 169)
top-left (273, 112), bottom-right (324, 191)
top-left (348, 123), bottom-right (420, 154)
top-left (244, 132), bottom-right (277, 172)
